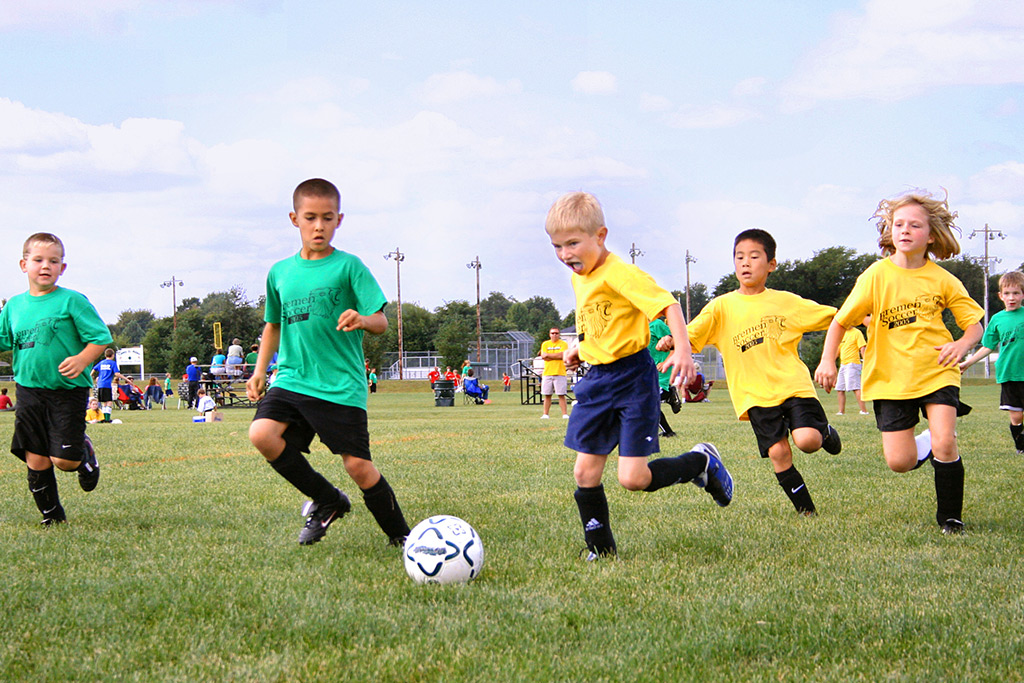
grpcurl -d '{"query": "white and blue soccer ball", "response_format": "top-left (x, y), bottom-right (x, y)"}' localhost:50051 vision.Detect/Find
top-left (403, 515), bottom-right (484, 585)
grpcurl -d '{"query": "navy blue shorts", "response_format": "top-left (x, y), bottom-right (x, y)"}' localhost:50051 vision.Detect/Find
top-left (564, 349), bottom-right (661, 458)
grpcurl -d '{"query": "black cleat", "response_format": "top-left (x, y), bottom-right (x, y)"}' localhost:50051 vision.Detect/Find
top-left (78, 435), bottom-right (99, 492)
top-left (667, 386), bottom-right (682, 414)
top-left (41, 505), bottom-right (66, 527)
top-left (388, 535), bottom-right (407, 548)
top-left (298, 489), bottom-right (351, 545)
top-left (940, 519), bottom-right (965, 535)
top-left (821, 425), bottom-right (842, 455)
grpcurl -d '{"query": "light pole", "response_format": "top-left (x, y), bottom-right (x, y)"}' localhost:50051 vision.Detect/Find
top-left (161, 276), bottom-right (184, 331)
top-left (684, 250), bottom-right (697, 322)
top-left (467, 256), bottom-right (482, 362)
top-left (969, 224), bottom-right (1005, 378)
top-left (629, 242), bottom-right (644, 264)
top-left (384, 248), bottom-right (405, 380)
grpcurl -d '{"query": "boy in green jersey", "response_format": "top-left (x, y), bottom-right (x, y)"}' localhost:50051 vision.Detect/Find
top-left (246, 179), bottom-right (410, 547)
top-left (0, 233), bottom-right (110, 526)
top-left (960, 271), bottom-right (1024, 453)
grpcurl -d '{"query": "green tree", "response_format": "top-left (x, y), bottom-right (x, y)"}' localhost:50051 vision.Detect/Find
top-left (672, 283), bottom-right (711, 321)
top-left (480, 291), bottom-right (517, 332)
top-left (110, 309), bottom-right (156, 345)
top-left (434, 318), bottom-right (474, 369)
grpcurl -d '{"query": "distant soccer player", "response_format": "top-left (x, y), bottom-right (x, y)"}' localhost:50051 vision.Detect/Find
top-left (835, 320), bottom-right (869, 416)
top-left (0, 233), bottom-right (109, 526)
top-left (684, 229), bottom-right (842, 516)
top-left (546, 191), bottom-right (733, 560)
top-left (959, 271), bottom-right (1024, 453)
top-left (247, 178), bottom-right (410, 547)
top-left (816, 190), bottom-right (983, 534)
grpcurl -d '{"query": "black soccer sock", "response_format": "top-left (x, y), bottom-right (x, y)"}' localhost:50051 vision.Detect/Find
top-left (1010, 423), bottom-right (1024, 451)
top-left (932, 457), bottom-right (965, 525)
top-left (574, 485), bottom-right (616, 556)
top-left (775, 466), bottom-right (815, 514)
top-left (645, 451), bottom-right (706, 492)
top-left (27, 466), bottom-right (62, 518)
top-left (268, 443), bottom-right (340, 504)
top-left (361, 475), bottom-right (411, 541)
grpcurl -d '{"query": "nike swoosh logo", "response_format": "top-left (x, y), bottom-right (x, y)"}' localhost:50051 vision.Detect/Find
top-left (320, 512), bottom-right (338, 528)
top-left (791, 484), bottom-right (805, 494)
top-left (30, 486), bottom-right (47, 493)
top-left (61, 444), bottom-right (72, 449)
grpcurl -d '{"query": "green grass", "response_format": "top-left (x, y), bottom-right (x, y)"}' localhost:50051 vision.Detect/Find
top-left (1, 384), bottom-right (1023, 681)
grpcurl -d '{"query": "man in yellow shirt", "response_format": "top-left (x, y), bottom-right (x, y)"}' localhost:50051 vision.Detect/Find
top-left (540, 328), bottom-right (569, 419)
top-left (835, 321), bottom-right (868, 415)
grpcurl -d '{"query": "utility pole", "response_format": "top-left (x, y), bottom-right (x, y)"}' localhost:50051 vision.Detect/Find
top-left (969, 224), bottom-right (1005, 378)
top-left (161, 276), bottom-right (184, 331)
top-left (629, 242), bottom-right (644, 265)
top-left (684, 250), bottom-right (697, 322)
top-left (384, 248), bottom-right (405, 380)
top-left (467, 256), bottom-right (482, 362)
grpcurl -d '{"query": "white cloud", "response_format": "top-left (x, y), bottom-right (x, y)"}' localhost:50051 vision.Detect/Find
top-left (732, 77), bottom-right (768, 98)
top-left (0, 0), bottom-right (140, 30)
top-left (0, 98), bottom-right (88, 153)
top-left (664, 102), bottom-right (759, 129)
top-left (639, 93), bottom-right (672, 112)
top-left (782, 0), bottom-right (1024, 110)
top-left (419, 71), bottom-right (523, 104)
top-left (967, 161), bottom-right (1024, 201)
top-left (571, 71), bottom-right (618, 95)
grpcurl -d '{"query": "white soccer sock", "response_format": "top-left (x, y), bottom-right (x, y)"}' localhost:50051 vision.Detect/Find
top-left (915, 429), bottom-right (932, 462)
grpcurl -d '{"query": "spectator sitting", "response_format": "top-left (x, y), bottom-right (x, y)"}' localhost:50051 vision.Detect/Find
top-left (227, 338), bottom-right (244, 360)
top-left (684, 361), bottom-right (714, 403)
top-left (143, 378), bottom-right (165, 409)
top-left (210, 348), bottom-right (227, 376)
top-left (195, 388), bottom-right (217, 415)
top-left (0, 387), bottom-right (13, 411)
top-left (463, 369), bottom-right (489, 403)
top-left (119, 379), bottom-right (146, 410)
top-left (86, 397), bottom-right (103, 423)
top-left (226, 354), bottom-right (244, 377)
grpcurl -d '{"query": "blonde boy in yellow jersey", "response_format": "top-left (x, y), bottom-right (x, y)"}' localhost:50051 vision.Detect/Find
top-left (686, 228), bottom-right (841, 516)
top-left (816, 191), bottom-right (983, 534)
top-left (835, 322), bottom-right (868, 415)
top-left (546, 191), bottom-right (733, 560)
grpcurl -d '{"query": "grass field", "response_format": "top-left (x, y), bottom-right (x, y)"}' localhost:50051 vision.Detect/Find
top-left (1, 382), bottom-right (1022, 682)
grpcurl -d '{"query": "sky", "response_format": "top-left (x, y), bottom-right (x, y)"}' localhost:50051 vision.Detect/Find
top-left (1, 0), bottom-right (1023, 325)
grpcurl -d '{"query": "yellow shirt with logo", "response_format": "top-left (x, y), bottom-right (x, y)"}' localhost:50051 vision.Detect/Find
top-left (835, 258), bottom-right (983, 401)
top-left (688, 289), bottom-right (836, 420)
top-left (541, 339), bottom-right (569, 376)
top-left (839, 327), bottom-right (866, 366)
top-left (572, 253), bottom-right (677, 366)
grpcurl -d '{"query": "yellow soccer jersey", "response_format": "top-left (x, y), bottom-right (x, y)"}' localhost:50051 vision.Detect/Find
top-left (572, 253), bottom-right (677, 365)
top-left (835, 258), bottom-right (983, 401)
top-left (541, 339), bottom-right (569, 376)
top-left (688, 289), bottom-right (836, 420)
top-left (839, 327), bottom-right (866, 366)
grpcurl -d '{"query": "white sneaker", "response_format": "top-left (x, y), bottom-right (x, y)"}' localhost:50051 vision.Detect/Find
top-left (859, 410), bottom-right (869, 415)
top-left (836, 412), bottom-right (844, 416)
top-left (540, 414), bottom-right (550, 419)
top-left (562, 414), bottom-right (569, 419)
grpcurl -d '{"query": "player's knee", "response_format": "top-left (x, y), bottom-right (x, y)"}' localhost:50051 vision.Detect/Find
top-left (617, 471), bottom-right (648, 491)
top-left (883, 450), bottom-right (916, 473)
top-left (792, 432), bottom-right (822, 453)
top-left (248, 422), bottom-right (279, 458)
top-left (53, 458), bottom-right (80, 472)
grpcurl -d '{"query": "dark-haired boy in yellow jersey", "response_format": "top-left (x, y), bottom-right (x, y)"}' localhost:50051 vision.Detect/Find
top-left (684, 228), bottom-right (841, 515)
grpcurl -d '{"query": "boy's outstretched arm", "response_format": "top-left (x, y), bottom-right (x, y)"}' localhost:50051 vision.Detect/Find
top-left (660, 303), bottom-right (695, 389)
top-left (959, 342), bottom-right (993, 373)
top-left (938, 322), bottom-right (983, 368)
top-left (246, 322), bottom-right (280, 402)
top-left (814, 320), bottom-right (847, 393)
top-left (58, 342), bottom-right (106, 379)
top-left (337, 309), bottom-right (388, 334)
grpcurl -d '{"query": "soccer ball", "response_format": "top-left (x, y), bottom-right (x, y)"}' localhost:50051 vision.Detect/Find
top-left (403, 515), bottom-right (484, 585)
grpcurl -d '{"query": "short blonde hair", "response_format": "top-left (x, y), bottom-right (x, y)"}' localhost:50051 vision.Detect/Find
top-left (23, 232), bottom-right (65, 258)
top-left (873, 190), bottom-right (961, 260)
top-left (999, 271), bottom-right (1024, 292)
top-left (545, 192), bottom-right (605, 236)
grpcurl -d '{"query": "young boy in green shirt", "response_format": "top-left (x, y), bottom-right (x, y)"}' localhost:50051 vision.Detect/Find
top-left (0, 233), bottom-right (110, 525)
top-left (246, 179), bottom-right (410, 547)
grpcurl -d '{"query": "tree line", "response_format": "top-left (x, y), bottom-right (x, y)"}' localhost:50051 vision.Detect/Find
top-left (1, 248), bottom-right (1010, 376)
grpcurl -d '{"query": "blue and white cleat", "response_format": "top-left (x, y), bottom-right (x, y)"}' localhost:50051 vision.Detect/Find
top-left (690, 442), bottom-right (733, 507)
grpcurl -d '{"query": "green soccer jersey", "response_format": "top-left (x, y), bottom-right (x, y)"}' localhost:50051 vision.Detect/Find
top-left (0, 287), bottom-right (112, 390)
top-left (647, 317), bottom-right (672, 391)
top-left (982, 307), bottom-right (1024, 383)
top-left (264, 249), bottom-right (387, 409)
